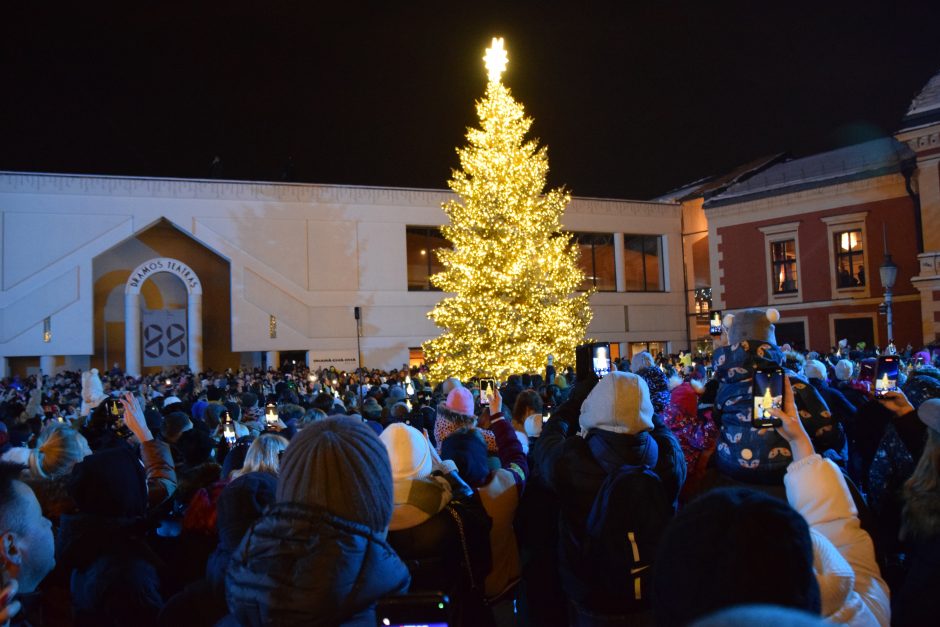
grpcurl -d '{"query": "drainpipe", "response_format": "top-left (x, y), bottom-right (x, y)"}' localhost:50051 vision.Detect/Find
top-left (901, 161), bottom-right (923, 254)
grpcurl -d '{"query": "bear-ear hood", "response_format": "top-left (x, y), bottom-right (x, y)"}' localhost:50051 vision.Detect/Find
top-left (724, 308), bottom-right (780, 346)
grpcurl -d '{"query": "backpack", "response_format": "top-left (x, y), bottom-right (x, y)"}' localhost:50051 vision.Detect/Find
top-left (577, 464), bottom-right (672, 613)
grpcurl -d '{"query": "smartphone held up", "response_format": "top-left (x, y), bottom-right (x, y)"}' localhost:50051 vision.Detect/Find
top-left (874, 355), bottom-right (900, 398)
top-left (752, 366), bottom-right (784, 429)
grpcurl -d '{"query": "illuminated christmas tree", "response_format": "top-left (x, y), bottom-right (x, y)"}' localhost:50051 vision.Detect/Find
top-left (423, 38), bottom-right (592, 382)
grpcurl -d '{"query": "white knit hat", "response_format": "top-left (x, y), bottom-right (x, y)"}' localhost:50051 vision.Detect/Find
top-left (834, 360), bottom-right (855, 382)
top-left (379, 422), bottom-right (433, 481)
top-left (804, 360), bottom-right (827, 381)
top-left (580, 371), bottom-right (654, 436)
top-left (630, 351), bottom-right (655, 373)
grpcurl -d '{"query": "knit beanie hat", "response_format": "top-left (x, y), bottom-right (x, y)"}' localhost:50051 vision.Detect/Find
top-left (631, 351), bottom-right (655, 374)
top-left (440, 429), bottom-right (490, 487)
top-left (68, 446), bottom-right (147, 518)
top-left (804, 360), bottom-right (827, 381)
top-left (691, 605), bottom-right (826, 627)
top-left (445, 387), bottom-right (475, 417)
top-left (579, 371), bottom-right (654, 436)
top-left (162, 411), bottom-right (193, 441)
top-left (636, 366), bottom-right (670, 414)
top-left (834, 359), bottom-right (855, 382)
top-left (918, 398), bottom-right (940, 433)
top-left (380, 423), bottom-right (433, 481)
top-left (653, 487), bottom-right (820, 627)
top-left (388, 385), bottom-right (406, 402)
top-left (277, 417), bottom-right (393, 532)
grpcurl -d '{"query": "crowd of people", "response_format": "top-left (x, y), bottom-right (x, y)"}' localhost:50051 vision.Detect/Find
top-left (1, 307), bottom-right (939, 626)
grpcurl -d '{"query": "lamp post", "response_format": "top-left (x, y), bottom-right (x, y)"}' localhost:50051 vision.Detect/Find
top-left (879, 226), bottom-right (898, 346)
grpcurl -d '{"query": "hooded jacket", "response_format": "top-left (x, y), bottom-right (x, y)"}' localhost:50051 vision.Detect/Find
top-left (533, 372), bottom-right (681, 614)
top-left (784, 454), bottom-right (890, 626)
top-left (225, 502), bottom-right (410, 626)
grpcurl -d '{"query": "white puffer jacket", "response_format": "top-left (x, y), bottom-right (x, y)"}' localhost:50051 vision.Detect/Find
top-left (784, 454), bottom-right (890, 626)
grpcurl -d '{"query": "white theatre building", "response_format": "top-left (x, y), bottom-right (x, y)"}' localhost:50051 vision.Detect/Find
top-left (0, 172), bottom-right (692, 377)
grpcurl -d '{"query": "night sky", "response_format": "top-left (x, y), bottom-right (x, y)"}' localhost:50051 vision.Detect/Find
top-left (2, 1), bottom-right (940, 200)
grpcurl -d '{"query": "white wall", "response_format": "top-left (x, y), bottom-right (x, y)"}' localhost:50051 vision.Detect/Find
top-left (0, 173), bottom-right (686, 371)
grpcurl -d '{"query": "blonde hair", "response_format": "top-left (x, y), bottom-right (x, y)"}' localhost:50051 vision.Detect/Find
top-left (902, 428), bottom-right (940, 541)
top-left (231, 433), bottom-right (289, 479)
top-left (28, 423), bottom-right (91, 480)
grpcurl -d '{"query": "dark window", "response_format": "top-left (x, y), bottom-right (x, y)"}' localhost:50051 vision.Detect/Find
top-left (623, 234), bottom-right (665, 292)
top-left (774, 322), bottom-right (807, 352)
top-left (770, 239), bottom-right (798, 294)
top-left (833, 317), bottom-right (875, 350)
top-left (834, 229), bottom-right (865, 288)
top-left (406, 226), bottom-right (447, 291)
top-left (573, 233), bottom-right (616, 292)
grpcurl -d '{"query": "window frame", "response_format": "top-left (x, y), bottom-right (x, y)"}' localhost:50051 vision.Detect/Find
top-left (759, 222), bottom-right (803, 305)
top-left (406, 226), bottom-right (446, 292)
top-left (822, 212), bottom-right (870, 300)
top-left (621, 233), bottom-right (666, 293)
top-left (572, 232), bottom-right (617, 292)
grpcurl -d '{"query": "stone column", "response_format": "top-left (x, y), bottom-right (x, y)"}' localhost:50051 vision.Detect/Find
top-left (306, 350), bottom-right (317, 370)
top-left (188, 293), bottom-right (203, 374)
top-left (265, 351), bottom-right (281, 370)
top-left (0, 357), bottom-right (9, 379)
top-left (614, 232), bottom-right (626, 292)
top-left (125, 292), bottom-right (142, 377)
top-left (39, 355), bottom-right (56, 376)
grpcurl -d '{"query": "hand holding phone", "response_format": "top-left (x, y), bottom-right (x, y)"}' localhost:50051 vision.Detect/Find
top-left (767, 376), bottom-right (814, 462)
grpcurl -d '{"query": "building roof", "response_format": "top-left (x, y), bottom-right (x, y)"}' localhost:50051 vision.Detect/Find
top-left (704, 137), bottom-right (915, 208)
top-left (900, 69), bottom-right (940, 131)
top-left (653, 154), bottom-right (784, 203)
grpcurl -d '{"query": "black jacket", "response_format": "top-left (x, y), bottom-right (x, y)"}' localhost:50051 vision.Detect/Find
top-left (225, 502), bottom-right (410, 626)
top-left (56, 514), bottom-right (163, 627)
top-left (388, 492), bottom-right (493, 627)
top-left (533, 419), bottom-right (681, 613)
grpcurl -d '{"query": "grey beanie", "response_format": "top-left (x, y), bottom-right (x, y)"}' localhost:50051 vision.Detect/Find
top-left (918, 398), bottom-right (940, 433)
top-left (276, 417), bottom-right (393, 531)
top-left (834, 360), bottom-right (855, 382)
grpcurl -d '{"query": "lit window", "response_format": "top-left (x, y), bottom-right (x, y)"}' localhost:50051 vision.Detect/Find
top-left (623, 234), bottom-right (665, 292)
top-left (572, 233), bottom-right (616, 292)
top-left (407, 226), bottom-right (447, 291)
top-left (834, 229), bottom-right (865, 288)
top-left (771, 239), bottom-right (798, 294)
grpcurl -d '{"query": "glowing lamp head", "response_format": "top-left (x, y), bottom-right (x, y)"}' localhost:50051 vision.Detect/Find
top-left (484, 37), bottom-right (508, 82)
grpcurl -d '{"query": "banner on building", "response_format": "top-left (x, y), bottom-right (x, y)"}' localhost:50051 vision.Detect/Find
top-left (307, 350), bottom-right (359, 371)
top-left (142, 309), bottom-right (188, 367)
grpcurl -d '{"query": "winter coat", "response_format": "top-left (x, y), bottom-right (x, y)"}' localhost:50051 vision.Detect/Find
top-left (784, 454), bottom-right (890, 626)
top-left (225, 502), bottom-right (410, 627)
top-left (533, 417), bottom-right (676, 614)
top-left (387, 479), bottom-right (493, 627)
top-left (809, 379), bottom-right (857, 427)
top-left (475, 416), bottom-right (528, 600)
top-left (56, 514), bottom-right (164, 627)
top-left (713, 341), bottom-right (844, 483)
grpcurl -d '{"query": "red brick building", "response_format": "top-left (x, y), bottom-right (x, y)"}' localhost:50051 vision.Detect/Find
top-left (704, 137), bottom-right (921, 351)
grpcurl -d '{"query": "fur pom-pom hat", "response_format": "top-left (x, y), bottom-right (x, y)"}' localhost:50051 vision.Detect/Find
top-left (80, 368), bottom-right (107, 418)
top-left (723, 308), bottom-right (780, 346)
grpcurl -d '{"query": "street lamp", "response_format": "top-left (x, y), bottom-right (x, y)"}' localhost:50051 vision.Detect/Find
top-left (880, 226), bottom-right (898, 345)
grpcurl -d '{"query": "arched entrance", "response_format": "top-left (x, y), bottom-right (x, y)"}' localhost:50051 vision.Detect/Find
top-left (125, 257), bottom-right (203, 376)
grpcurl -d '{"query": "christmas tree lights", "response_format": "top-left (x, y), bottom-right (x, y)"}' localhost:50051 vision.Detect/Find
top-left (423, 38), bottom-right (592, 382)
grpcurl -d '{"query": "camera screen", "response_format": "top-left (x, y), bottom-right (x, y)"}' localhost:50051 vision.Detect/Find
top-left (479, 380), bottom-right (496, 406)
top-left (592, 343), bottom-right (611, 378)
top-left (709, 310), bottom-right (723, 336)
top-left (875, 357), bottom-right (899, 397)
top-left (753, 368), bottom-right (783, 425)
top-left (223, 424), bottom-right (236, 445)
